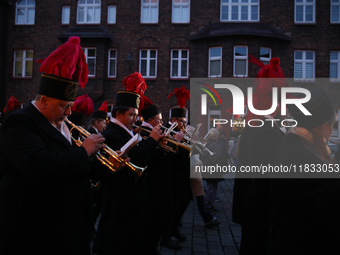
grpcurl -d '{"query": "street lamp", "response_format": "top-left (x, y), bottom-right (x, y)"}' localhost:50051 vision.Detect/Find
top-left (126, 51), bottom-right (132, 74)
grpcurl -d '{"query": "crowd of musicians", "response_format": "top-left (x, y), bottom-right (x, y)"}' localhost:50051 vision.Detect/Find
top-left (0, 37), bottom-right (223, 255)
top-left (3, 36), bottom-right (340, 255)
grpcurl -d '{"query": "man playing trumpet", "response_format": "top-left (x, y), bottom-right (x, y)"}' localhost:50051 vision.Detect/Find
top-left (0, 37), bottom-right (105, 255)
top-left (93, 74), bottom-right (164, 255)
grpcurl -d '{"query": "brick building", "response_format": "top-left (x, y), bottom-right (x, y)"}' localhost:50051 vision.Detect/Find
top-left (1, 0), bottom-right (340, 138)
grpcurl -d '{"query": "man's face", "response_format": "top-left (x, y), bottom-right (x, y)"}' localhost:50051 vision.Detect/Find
top-left (42, 97), bottom-right (73, 128)
top-left (117, 108), bottom-right (138, 130)
top-left (148, 113), bottom-right (163, 127)
top-left (173, 117), bottom-right (187, 131)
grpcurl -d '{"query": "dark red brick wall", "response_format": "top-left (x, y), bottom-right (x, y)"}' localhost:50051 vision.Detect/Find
top-left (2, 0), bottom-right (340, 125)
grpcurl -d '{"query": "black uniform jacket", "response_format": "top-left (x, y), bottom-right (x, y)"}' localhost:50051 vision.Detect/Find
top-left (0, 102), bottom-right (92, 255)
top-left (93, 121), bottom-right (159, 255)
top-left (270, 133), bottom-right (340, 255)
top-left (87, 126), bottom-right (98, 134)
top-left (232, 119), bottom-right (285, 225)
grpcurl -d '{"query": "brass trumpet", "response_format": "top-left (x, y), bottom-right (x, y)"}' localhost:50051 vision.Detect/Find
top-left (171, 125), bottom-right (215, 157)
top-left (133, 124), bottom-right (194, 156)
top-left (65, 118), bottom-right (145, 177)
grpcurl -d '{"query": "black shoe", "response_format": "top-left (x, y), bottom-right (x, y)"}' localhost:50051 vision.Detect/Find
top-left (172, 230), bottom-right (187, 242)
top-left (160, 238), bottom-right (182, 250)
top-left (205, 219), bottom-right (221, 228)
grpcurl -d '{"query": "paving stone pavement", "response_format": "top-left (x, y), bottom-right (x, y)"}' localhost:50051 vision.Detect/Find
top-left (158, 176), bottom-right (241, 255)
top-left (92, 175), bottom-right (241, 255)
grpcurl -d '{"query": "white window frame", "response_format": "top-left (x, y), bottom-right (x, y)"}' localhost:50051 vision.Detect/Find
top-left (13, 49), bottom-right (33, 78)
top-left (220, 0), bottom-right (259, 22)
top-left (233, 46), bottom-right (248, 77)
top-left (141, 0), bottom-right (159, 24)
top-left (83, 48), bottom-right (96, 77)
top-left (295, 0), bottom-right (315, 23)
top-left (108, 49), bottom-right (117, 78)
top-left (15, 0), bottom-right (35, 25)
top-left (332, 109), bottom-right (340, 140)
top-left (170, 49), bottom-right (189, 79)
top-left (107, 5), bottom-right (116, 24)
top-left (294, 50), bottom-right (315, 81)
top-left (209, 47), bottom-right (222, 78)
top-left (330, 51), bottom-right (340, 82)
top-left (77, 0), bottom-right (101, 24)
top-left (62, 6), bottom-right (70, 24)
top-left (331, 0), bottom-right (340, 24)
top-left (139, 49), bottom-right (157, 78)
top-left (260, 47), bottom-right (271, 65)
top-left (172, 0), bottom-right (190, 24)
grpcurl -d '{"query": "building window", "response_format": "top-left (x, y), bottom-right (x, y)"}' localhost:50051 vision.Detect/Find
top-left (330, 51), bottom-right (340, 82)
top-left (141, 0), bottom-right (159, 24)
top-left (172, 0), bottom-right (190, 23)
top-left (83, 48), bottom-right (96, 77)
top-left (208, 106), bottom-right (221, 130)
top-left (220, 0), bottom-right (259, 22)
top-left (171, 49), bottom-right (189, 78)
top-left (331, 0), bottom-right (340, 23)
top-left (108, 49), bottom-right (117, 78)
top-left (15, 0), bottom-right (35, 25)
top-left (234, 46), bottom-right (248, 77)
top-left (13, 50), bottom-right (33, 77)
top-left (140, 49), bottom-right (157, 78)
top-left (209, 47), bottom-right (222, 78)
top-left (108, 5), bottom-right (116, 24)
top-left (77, 0), bottom-right (101, 24)
top-left (260, 47), bottom-right (271, 65)
top-left (62, 6), bottom-right (70, 24)
top-left (295, 0), bottom-right (315, 23)
top-left (294, 51), bottom-right (315, 80)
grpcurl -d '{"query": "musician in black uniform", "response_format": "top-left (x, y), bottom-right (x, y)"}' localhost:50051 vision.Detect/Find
top-left (160, 106), bottom-right (192, 250)
top-left (0, 36), bottom-right (106, 255)
top-left (138, 104), bottom-right (174, 255)
top-left (88, 102), bottom-right (107, 134)
top-left (87, 106), bottom-right (107, 238)
top-left (93, 90), bottom-right (164, 255)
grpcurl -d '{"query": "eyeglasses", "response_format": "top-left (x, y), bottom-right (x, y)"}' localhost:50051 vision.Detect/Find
top-left (175, 118), bottom-right (187, 125)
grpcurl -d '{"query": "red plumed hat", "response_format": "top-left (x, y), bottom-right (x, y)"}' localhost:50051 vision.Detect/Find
top-left (3, 96), bottom-right (21, 113)
top-left (120, 72), bottom-right (151, 115)
top-left (92, 101), bottom-right (108, 119)
top-left (167, 87), bottom-right (190, 118)
top-left (246, 54), bottom-right (289, 122)
top-left (71, 95), bottom-right (94, 117)
top-left (37, 36), bottom-right (88, 101)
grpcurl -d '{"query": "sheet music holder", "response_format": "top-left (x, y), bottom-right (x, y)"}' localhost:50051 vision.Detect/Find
top-left (119, 133), bottom-right (139, 156)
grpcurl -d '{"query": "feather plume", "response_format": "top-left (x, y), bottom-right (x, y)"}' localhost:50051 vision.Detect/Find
top-left (122, 72), bottom-right (147, 95)
top-left (71, 95), bottom-right (94, 117)
top-left (38, 36), bottom-right (88, 88)
top-left (98, 101), bottom-right (108, 112)
top-left (167, 87), bottom-right (190, 108)
top-left (3, 96), bottom-right (21, 113)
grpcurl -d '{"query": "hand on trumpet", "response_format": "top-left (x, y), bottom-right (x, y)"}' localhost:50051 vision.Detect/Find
top-left (149, 126), bottom-right (165, 142)
top-left (81, 134), bottom-right (106, 157)
top-left (173, 131), bottom-right (185, 143)
top-left (109, 150), bottom-right (130, 169)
